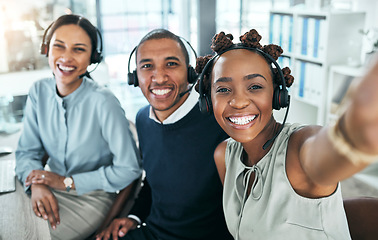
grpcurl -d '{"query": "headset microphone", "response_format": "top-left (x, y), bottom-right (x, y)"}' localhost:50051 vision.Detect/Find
top-left (262, 96), bottom-right (290, 150)
top-left (179, 84), bottom-right (194, 97)
top-left (78, 72), bottom-right (88, 80)
top-left (77, 61), bottom-right (100, 80)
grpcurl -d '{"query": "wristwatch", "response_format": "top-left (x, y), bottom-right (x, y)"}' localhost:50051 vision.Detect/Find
top-left (63, 177), bottom-right (73, 192)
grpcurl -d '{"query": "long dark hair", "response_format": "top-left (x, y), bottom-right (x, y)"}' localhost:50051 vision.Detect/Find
top-left (44, 14), bottom-right (99, 62)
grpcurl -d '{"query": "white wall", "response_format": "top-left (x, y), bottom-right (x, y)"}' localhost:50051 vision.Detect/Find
top-left (353, 0), bottom-right (378, 55)
top-left (353, 0), bottom-right (378, 30)
top-left (0, 7), bottom-right (8, 72)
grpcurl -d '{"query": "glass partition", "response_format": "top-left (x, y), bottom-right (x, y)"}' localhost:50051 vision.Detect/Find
top-left (0, 0), bottom-right (195, 122)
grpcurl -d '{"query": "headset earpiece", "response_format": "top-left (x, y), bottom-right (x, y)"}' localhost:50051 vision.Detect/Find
top-left (273, 86), bottom-right (289, 110)
top-left (40, 21), bottom-right (54, 56)
top-left (187, 66), bottom-right (198, 84)
top-left (254, 47), bottom-right (289, 111)
top-left (279, 87), bottom-right (289, 109)
top-left (127, 47), bottom-right (138, 86)
top-left (90, 29), bottom-right (103, 64)
top-left (273, 87), bottom-right (281, 110)
top-left (128, 70), bottom-right (139, 87)
top-left (198, 55), bottom-right (217, 114)
top-left (40, 43), bottom-right (48, 56)
top-left (199, 94), bottom-right (212, 114)
top-left (91, 50), bottom-right (103, 64)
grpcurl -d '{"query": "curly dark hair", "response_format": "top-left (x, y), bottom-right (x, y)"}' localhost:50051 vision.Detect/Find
top-left (195, 29), bottom-right (294, 94)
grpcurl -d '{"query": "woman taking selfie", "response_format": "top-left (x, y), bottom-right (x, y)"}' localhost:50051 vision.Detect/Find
top-left (195, 29), bottom-right (378, 240)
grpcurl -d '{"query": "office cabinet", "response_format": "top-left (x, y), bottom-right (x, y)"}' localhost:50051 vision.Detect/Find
top-left (270, 10), bottom-right (365, 125)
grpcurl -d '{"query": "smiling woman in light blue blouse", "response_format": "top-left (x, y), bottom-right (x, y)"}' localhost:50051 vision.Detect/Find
top-left (15, 14), bottom-right (142, 240)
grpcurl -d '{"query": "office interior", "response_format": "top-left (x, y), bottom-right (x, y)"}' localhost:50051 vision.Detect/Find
top-left (1, 0), bottom-right (378, 192)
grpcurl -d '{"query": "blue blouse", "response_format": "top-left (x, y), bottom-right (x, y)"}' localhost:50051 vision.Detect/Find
top-left (16, 77), bottom-right (142, 195)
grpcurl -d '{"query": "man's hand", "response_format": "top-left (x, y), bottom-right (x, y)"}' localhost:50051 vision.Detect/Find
top-left (31, 184), bottom-right (60, 230)
top-left (95, 217), bottom-right (138, 240)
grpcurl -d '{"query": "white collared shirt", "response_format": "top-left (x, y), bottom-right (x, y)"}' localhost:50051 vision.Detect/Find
top-left (148, 87), bottom-right (199, 124)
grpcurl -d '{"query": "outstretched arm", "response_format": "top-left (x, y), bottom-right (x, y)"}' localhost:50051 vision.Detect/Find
top-left (299, 57), bottom-right (378, 186)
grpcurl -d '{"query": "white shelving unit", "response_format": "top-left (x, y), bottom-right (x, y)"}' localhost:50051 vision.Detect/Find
top-left (269, 9), bottom-right (366, 125)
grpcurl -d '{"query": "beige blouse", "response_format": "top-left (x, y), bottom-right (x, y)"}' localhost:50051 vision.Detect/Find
top-left (223, 123), bottom-right (351, 240)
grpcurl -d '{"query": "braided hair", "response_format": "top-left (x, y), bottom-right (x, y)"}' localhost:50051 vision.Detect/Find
top-left (195, 29), bottom-right (294, 94)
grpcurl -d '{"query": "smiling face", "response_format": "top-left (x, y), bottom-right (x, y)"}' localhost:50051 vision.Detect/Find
top-left (48, 24), bottom-right (92, 96)
top-left (211, 49), bottom-right (275, 143)
top-left (136, 38), bottom-right (189, 122)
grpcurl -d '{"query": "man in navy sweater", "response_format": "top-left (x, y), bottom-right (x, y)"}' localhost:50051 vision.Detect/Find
top-left (96, 29), bottom-right (232, 240)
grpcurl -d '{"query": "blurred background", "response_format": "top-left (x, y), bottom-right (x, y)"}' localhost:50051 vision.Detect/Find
top-left (0, 0), bottom-right (377, 122)
top-left (0, 0), bottom-right (378, 196)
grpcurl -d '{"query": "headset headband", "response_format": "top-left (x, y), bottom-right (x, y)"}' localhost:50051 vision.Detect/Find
top-left (198, 43), bottom-right (290, 114)
top-left (199, 44), bottom-right (287, 96)
top-left (128, 36), bottom-right (197, 71)
top-left (127, 34), bottom-right (198, 87)
top-left (198, 43), bottom-right (291, 150)
top-left (95, 28), bottom-right (103, 56)
top-left (127, 46), bottom-right (138, 76)
top-left (40, 17), bottom-right (103, 64)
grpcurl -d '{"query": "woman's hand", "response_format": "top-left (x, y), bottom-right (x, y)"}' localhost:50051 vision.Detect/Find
top-left (95, 217), bottom-right (138, 240)
top-left (25, 170), bottom-right (65, 191)
top-left (31, 184), bottom-right (60, 230)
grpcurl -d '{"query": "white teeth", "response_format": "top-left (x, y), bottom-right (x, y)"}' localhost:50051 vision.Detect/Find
top-left (59, 65), bottom-right (75, 71)
top-left (228, 115), bottom-right (257, 125)
top-left (152, 89), bottom-right (171, 95)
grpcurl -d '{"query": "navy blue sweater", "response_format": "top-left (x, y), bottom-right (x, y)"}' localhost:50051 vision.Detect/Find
top-left (131, 103), bottom-right (232, 240)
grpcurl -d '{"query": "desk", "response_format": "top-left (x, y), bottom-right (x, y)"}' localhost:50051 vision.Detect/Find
top-left (0, 130), bottom-right (51, 240)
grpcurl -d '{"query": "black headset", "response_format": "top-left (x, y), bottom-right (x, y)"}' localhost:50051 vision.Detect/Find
top-left (198, 44), bottom-right (291, 150)
top-left (127, 37), bottom-right (198, 87)
top-left (198, 44), bottom-right (290, 114)
top-left (40, 20), bottom-right (103, 64)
